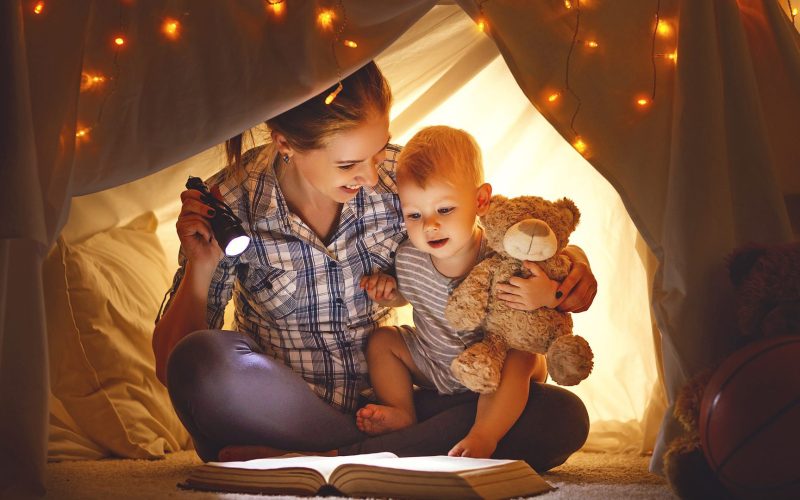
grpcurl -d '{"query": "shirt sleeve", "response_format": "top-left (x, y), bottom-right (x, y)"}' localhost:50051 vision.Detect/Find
top-left (156, 246), bottom-right (238, 329)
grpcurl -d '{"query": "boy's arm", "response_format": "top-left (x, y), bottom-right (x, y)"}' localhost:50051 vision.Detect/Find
top-left (359, 272), bottom-right (409, 308)
top-left (449, 350), bottom-right (545, 458)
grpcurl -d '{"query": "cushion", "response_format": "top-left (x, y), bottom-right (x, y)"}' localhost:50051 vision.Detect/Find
top-left (44, 212), bottom-right (192, 459)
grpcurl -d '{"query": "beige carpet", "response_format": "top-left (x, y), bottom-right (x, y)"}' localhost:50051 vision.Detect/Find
top-left (41, 450), bottom-right (674, 499)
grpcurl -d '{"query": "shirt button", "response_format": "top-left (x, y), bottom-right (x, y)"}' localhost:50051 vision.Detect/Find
top-left (335, 298), bottom-right (344, 305)
top-left (328, 261), bottom-right (337, 269)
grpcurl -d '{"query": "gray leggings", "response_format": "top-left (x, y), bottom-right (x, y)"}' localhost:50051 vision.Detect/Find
top-left (167, 330), bottom-right (589, 471)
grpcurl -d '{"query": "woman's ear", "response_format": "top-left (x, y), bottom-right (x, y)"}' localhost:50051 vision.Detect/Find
top-left (476, 183), bottom-right (493, 216)
top-left (271, 131), bottom-right (295, 159)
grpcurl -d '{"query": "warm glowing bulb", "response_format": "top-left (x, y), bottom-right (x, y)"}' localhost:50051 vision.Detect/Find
top-left (268, 1), bottom-right (284, 15)
top-left (325, 81), bottom-right (343, 105)
top-left (793, 8), bottom-right (798, 16)
top-left (657, 20), bottom-right (672, 37)
top-left (33, 1), bottom-right (44, 14)
top-left (636, 97), bottom-right (651, 107)
top-left (585, 40), bottom-right (598, 48)
top-left (75, 127), bottom-right (91, 141)
top-left (162, 19), bottom-right (180, 39)
top-left (342, 39), bottom-right (357, 48)
top-left (564, 1), bottom-right (573, 9)
top-left (80, 72), bottom-right (107, 91)
top-left (667, 50), bottom-right (678, 62)
top-left (477, 19), bottom-right (486, 32)
top-left (573, 137), bottom-right (587, 154)
top-left (547, 92), bottom-right (561, 103)
top-left (114, 36), bottom-right (125, 46)
top-left (317, 10), bottom-right (335, 29)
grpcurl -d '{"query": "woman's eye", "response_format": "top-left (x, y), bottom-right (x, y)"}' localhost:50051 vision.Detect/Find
top-left (438, 207), bottom-right (454, 215)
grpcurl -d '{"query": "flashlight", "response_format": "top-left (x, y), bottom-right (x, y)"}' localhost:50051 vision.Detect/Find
top-left (186, 176), bottom-right (250, 256)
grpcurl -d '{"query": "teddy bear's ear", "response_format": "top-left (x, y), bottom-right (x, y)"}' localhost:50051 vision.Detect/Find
top-left (555, 198), bottom-right (581, 229)
top-left (489, 194), bottom-right (508, 208)
top-left (727, 244), bottom-right (767, 287)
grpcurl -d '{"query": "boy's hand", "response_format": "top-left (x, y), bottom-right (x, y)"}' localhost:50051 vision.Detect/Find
top-left (359, 272), bottom-right (398, 303)
top-left (495, 261), bottom-right (559, 310)
top-left (448, 432), bottom-right (497, 459)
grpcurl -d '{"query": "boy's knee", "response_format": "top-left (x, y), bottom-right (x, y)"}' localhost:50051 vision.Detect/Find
top-left (366, 326), bottom-right (402, 354)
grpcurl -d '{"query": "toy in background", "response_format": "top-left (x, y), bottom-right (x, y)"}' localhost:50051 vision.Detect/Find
top-left (663, 242), bottom-right (800, 500)
top-left (444, 195), bottom-right (594, 393)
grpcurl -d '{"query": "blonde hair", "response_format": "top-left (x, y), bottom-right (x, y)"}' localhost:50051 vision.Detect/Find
top-left (225, 61), bottom-right (392, 177)
top-left (397, 126), bottom-right (484, 188)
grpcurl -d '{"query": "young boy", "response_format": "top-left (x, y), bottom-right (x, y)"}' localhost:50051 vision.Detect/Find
top-left (358, 126), bottom-right (559, 458)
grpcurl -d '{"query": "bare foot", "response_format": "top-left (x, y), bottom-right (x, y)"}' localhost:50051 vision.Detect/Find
top-left (355, 404), bottom-right (414, 436)
top-left (217, 445), bottom-right (335, 462)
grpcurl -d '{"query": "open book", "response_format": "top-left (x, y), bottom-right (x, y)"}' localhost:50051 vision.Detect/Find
top-left (180, 452), bottom-right (554, 498)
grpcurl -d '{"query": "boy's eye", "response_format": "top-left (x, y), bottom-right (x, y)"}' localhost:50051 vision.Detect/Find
top-left (405, 213), bottom-right (421, 220)
top-left (337, 164), bottom-right (356, 170)
top-left (438, 207), bottom-right (454, 215)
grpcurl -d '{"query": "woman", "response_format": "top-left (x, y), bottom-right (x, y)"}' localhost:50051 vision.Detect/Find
top-left (153, 61), bottom-right (596, 470)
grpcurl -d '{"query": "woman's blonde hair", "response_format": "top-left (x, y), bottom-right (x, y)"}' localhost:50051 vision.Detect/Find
top-left (225, 61), bottom-right (392, 176)
top-left (397, 126), bottom-right (484, 188)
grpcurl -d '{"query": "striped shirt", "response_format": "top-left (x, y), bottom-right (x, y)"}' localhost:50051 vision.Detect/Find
top-left (395, 236), bottom-right (488, 395)
top-left (162, 144), bottom-right (406, 413)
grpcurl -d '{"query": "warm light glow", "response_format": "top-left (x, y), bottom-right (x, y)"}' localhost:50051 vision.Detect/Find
top-left (573, 137), bottom-right (588, 154)
top-left (477, 19), bottom-right (486, 32)
top-left (267, 1), bottom-right (284, 15)
top-left (33, 1), bottom-right (44, 14)
top-left (114, 36), bottom-right (126, 46)
top-left (317, 10), bottom-right (335, 29)
top-left (636, 97), bottom-right (651, 107)
top-left (564, 1), bottom-right (573, 9)
top-left (342, 39), bottom-right (358, 48)
top-left (585, 40), bottom-right (599, 48)
top-left (80, 72), bottom-right (107, 92)
top-left (657, 20), bottom-right (672, 37)
top-left (547, 92), bottom-right (561, 103)
top-left (325, 81), bottom-right (343, 105)
top-left (75, 126), bottom-right (91, 142)
top-left (793, 8), bottom-right (798, 16)
top-left (162, 19), bottom-right (180, 39)
top-left (667, 50), bottom-right (678, 62)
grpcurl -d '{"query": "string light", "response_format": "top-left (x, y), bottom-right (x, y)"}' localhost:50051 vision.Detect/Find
top-left (162, 18), bottom-right (180, 40)
top-left (266, 0), bottom-right (284, 16)
top-left (476, 1), bottom-right (490, 33)
top-left (33, 1), bottom-right (45, 14)
top-left (477, 19), bottom-right (486, 32)
top-left (565, 1), bottom-right (573, 9)
top-left (75, 125), bottom-right (91, 143)
top-left (667, 50), bottom-right (678, 62)
top-left (636, 97), bottom-right (651, 107)
top-left (80, 72), bottom-right (107, 92)
top-left (317, 9), bottom-right (335, 29)
top-left (790, 1), bottom-right (798, 25)
top-left (114, 36), bottom-right (126, 47)
top-left (656, 20), bottom-right (672, 37)
top-left (325, 81), bottom-right (343, 105)
top-left (342, 39), bottom-right (357, 48)
top-left (547, 92), bottom-right (561, 103)
top-left (573, 137), bottom-right (588, 155)
top-left (584, 40), bottom-right (598, 48)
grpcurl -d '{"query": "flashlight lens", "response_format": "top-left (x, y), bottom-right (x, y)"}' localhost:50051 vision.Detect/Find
top-left (225, 235), bottom-right (250, 256)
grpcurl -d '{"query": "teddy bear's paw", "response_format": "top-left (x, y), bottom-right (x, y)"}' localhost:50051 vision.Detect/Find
top-left (663, 436), bottom-right (732, 500)
top-left (450, 348), bottom-right (503, 394)
top-left (546, 335), bottom-right (593, 386)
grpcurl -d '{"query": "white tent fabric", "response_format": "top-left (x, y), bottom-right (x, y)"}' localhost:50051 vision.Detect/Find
top-left (3, 0), bottom-right (798, 495)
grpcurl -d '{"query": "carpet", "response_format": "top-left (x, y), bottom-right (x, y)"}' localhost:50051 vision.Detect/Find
top-left (42, 450), bottom-right (674, 499)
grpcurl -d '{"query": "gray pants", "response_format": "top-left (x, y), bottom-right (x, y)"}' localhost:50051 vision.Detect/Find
top-left (167, 329), bottom-right (589, 471)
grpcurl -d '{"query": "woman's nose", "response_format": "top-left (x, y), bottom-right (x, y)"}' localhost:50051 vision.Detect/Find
top-left (356, 161), bottom-right (379, 187)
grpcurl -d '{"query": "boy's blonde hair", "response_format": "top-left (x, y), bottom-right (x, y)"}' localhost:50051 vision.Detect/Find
top-left (397, 126), bottom-right (484, 188)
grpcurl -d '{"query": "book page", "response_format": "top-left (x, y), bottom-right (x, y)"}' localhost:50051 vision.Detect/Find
top-left (205, 452), bottom-right (399, 482)
top-left (341, 455), bottom-right (518, 473)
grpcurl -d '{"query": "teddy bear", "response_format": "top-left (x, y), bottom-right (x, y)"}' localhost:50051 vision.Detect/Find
top-left (662, 241), bottom-right (800, 499)
top-left (443, 194), bottom-right (594, 393)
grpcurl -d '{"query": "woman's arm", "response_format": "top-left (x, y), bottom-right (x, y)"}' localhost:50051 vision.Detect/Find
top-left (448, 350), bottom-right (545, 458)
top-left (153, 188), bottom-right (224, 385)
top-left (556, 245), bottom-right (597, 313)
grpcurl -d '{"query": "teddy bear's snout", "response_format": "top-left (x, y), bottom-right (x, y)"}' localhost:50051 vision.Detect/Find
top-left (502, 218), bottom-right (558, 261)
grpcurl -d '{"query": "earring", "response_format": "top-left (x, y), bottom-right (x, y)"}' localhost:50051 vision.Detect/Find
top-left (282, 154), bottom-right (290, 164)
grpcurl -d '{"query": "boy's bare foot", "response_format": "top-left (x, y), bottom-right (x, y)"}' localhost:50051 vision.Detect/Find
top-left (217, 445), bottom-right (336, 462)
top-left (355, 404), bottom-right (414, 436)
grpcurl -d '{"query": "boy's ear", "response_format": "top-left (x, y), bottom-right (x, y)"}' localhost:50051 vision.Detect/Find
top-left (476, 183), bottom-right (493, 216)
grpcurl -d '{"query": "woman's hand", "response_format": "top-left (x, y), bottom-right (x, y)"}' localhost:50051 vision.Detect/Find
top-left (176, 189), bottom-right (224, 273)
top-left (496, 262), bottom-right (560, 310)
top-left (555, 247), bottom-right (597, 313)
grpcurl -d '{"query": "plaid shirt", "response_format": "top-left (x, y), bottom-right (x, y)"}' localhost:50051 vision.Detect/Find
top-left (163, 144), bottom-right (406, 413)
